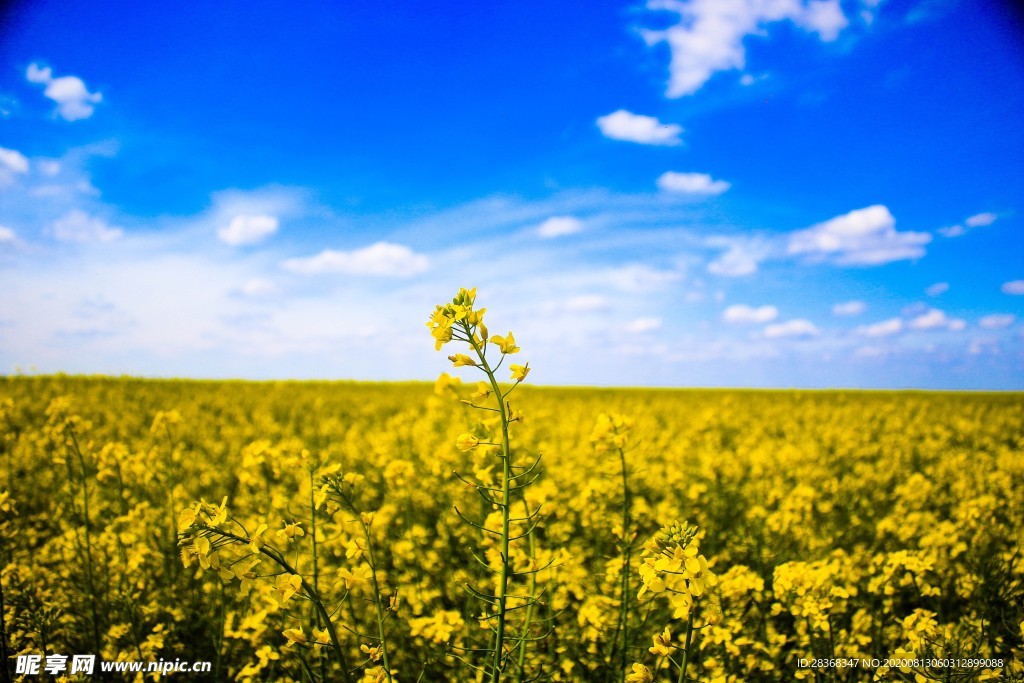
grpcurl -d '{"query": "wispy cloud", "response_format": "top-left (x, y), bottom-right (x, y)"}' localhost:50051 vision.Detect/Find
top-left (657, 171), bottom-right (730, 195)
top-left (564, 294), bottom-right (609, 312)
top-left (925, 282), bottom-right (948, 296)
top-left (965, 212), bottom-right (997, 227)
top-left (48, 210), bottom-right (122, 243)
top-left (723, 304), bottom-right (778, 324)
top-left (706, 237), bottom-right (770, 277)
top-left (536, 216), bottom-right (583, 238)
top-left (832, 300), bottom-right (866, 316)
top-left (1002, 280), bottom-right (1024, 295)
top-left (596, 110), bottom-right (682, 145)
top-left (282, 242), bottom-right (429, 277)
top-left (979, 313), bottom-right (1015, 329)
top-left (938, 211), bottom-right (998, 237)
top-left (625, 317), bottom-right (662, 333)
top-left (764, 318), bottom-right (819, 338)
top-left (26, 63), bottom-right (102, 121)
top-left (857, 317), bottom-right (903, 337)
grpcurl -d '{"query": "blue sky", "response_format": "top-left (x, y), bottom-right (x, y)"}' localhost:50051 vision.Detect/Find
top-left (0, 0), bottom-right (1022, 388)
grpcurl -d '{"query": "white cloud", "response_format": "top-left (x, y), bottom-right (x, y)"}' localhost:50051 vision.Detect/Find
top-left (979, 314), bottom-right (1015, 329)
top-left (1002, 280), bottom-right (1024, 295)
top-left (0, 147), bottom-right (29, 174)
top-left (26, 63), bottom-right (102, 121)
top-left (938, 225), bottom-right (965, 237)
top-left (565, 294), bottom-right (609, 312)
top-left (606, 263), bottom-right (683, 292)
top-left (706, 238), bottom-right (767, 276)
top-left (657, 171), bottom-right (730, 195)
top-left (903, 308), bottom-right (965, 332)
top-left (38, 160), bottom-right (61, 177)
top-left (925, 282), bottom-right (948, 296)
top-left (908, 309), bottom-right (952, 330)
top-left (0, 226), bottom-right (15, 242)
top-left (48, 210), bottom-right (122, 243)
top-left (764, 318), bottom-right (819, 338)
top-left (596, 110), bottom-right (682, 145)
top-left (240, 278), bottom-right (277, 297)
top-left (832, 300), bottom-right (866, 316)
top-left (787, 205), bottom-right (931, 265)
top-left (723, 304), bottom-right (778, 324)
top-left (537, 216), bottom-right (583, 238)
top-left (282, 242), bottom-right (429, 277)
top-left (218, 214), bottom-right (279, 246)
top-left (857, 317), bottom-right (903, 337)
top-left (625, 317), bottom-right (662, 333)
top-left (965, 212), bottom-right (997, 228)
top-left (641, 0), bottom-right (848, 98)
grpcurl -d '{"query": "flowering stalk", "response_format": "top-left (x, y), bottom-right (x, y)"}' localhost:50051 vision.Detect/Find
top-left (591, 413), bottom-right (635, 681)
top-left (178, 501), bottom-right (355, 683)
top-left (428, 288), bottom-right (541, 683)
top-left (631, 521), bottom-right (721, 683)
top-left (318, 473), bottom-right (395, 683)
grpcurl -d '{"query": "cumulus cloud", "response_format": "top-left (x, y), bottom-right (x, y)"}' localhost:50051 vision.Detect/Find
top-left (908, 308), bottom-right (955, 331)
top-left (218, 214), bottom-right (279, 246)
top-left (596, 110), bottom-right (682, 145)
top-left (657, 171), bottom-right (730, 195)
top-left (979, 314), bottom-right (1015, 329)
top-left (26, 63), bottom-right (102, 121)
top-left (537, 216), bottom-right (583, 238)
top-left (965, 212), bottom-right (997, 228)
top-left (857, 317), bottom-right (903, 337)
top-left (925, 282), bottom-right (949, 296)
top-left (641, 0), bottom-right (848, 97)
top-left (48, 210), bottom-right (122, 243)
top-left (832, 300), bottom-right (866, 316)
top-left (625, 317), bottom-right (662, 333)
top-left (0, 226), bottom-right (15, 242)
top-left (0, 147), bottom-right (29, 174)
top-left (723, 304), bottom-right (778, 324)
top-left (1002, 280), bottom-right (1024, 295)
top-left (787, 205), bottom-right (931, 265)
top-left (282, 242), bottom-right (428, 277)
top-left (764, 318), bottom-right (819, 338)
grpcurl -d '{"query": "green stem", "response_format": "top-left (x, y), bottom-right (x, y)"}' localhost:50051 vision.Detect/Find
top-left (677, 617), bottom-right (694, 683)
top-left (202, 528), bottom-right (355, 683)
top-left (514, 504), bottom-right (538, 683)
top-left (67, 426), bottom-right (103, 657)
top-left (618, 445), bottom-right (631, 683)
top-left (310, 467), bottom-right (326, 683)
top-left (363, 519), bottom-right (394, 683)
top-left (468, 329), bottom-right (513, 683)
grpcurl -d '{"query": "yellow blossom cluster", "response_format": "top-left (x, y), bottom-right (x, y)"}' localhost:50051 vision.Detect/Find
top-left (0, 373), bottom-right (1020, 682)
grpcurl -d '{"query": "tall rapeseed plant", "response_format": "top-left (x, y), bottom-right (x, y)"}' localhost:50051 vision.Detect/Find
top-left (427, 287), bottom-right (544, 682)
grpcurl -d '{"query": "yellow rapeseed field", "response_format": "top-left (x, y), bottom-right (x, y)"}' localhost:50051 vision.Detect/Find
top-left (1, 289), bottom-right (1022, 682)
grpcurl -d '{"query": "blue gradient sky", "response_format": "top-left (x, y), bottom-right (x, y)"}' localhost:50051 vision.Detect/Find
top-left (1, 0), bottom-right (1022, 388)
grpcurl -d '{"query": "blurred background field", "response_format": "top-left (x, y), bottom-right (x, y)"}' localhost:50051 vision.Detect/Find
top-left (1, 376), bottom-right (1021, 680)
